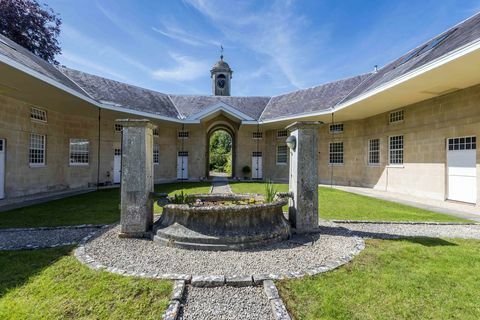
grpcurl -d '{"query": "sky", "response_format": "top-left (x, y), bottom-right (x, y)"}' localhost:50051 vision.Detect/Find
top-left (45, 0), bottom-right (480, 97)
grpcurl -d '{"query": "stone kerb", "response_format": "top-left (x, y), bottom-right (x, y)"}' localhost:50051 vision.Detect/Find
top-left (116, 119), bottom-right (156, 238)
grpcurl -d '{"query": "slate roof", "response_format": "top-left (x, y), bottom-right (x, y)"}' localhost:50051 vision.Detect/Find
top-left (0, 34), bottom-right (86, 95)
top-left (169, 95), bottom-right (270, 120)
top-left (260, 74), bottom-right (371, 121)
top-left (0, 12), bottom-right (479, 122)
top-left (61, 68), bottom-right (180, 119)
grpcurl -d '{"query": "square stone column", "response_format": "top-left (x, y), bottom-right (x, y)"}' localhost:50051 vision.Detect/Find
top-left (116, 119), bottom-right (155, 238)
top-left (286, 121), bottom-right (323, 233)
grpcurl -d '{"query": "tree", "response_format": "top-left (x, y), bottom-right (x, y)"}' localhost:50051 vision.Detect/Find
top-left (0, 0), bottom-right (62, 64)
top-left (209, 130), bottom-right (232, 173)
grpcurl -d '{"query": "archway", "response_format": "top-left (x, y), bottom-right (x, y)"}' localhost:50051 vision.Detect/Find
top-left (207, 128), bottom-right (233, 178)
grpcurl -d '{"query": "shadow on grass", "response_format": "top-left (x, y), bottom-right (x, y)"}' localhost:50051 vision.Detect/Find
top-left (0, 246), bottom-right (72, 298)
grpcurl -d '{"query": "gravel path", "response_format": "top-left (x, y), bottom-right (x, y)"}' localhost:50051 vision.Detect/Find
top-left (82, 224), bottom-right (359, 277)
top-left (335, 222), bottom-right (480, 239)
top-left (179, 285), bottom-right (273, 320)
top-left (210, 180), bottom-right (232, 194)
top-left (0, 226), bottom-right (103, 250)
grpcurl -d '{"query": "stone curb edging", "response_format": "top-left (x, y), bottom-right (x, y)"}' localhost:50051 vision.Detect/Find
top-left (263, 280), bottom-right (291, 320)
top-left (162, 280), bottom-right (186, 320)
top-left (332, 220), bottom-right (479, 225)
top-left (1, 240), bottom-right (80, 251)
top-left (74, 227), bottom-right (366, 285)
top-left (0, 224), bottom-right (108, 233)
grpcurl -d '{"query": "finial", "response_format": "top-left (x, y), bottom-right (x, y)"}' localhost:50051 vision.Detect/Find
top-left (220, 45), bottom-right (224, 60)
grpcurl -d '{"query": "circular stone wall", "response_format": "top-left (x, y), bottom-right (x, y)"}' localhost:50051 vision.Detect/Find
top-left (153, 194), bottom-right (291, 250)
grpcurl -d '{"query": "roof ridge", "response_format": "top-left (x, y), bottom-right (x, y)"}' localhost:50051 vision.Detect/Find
top-left (167, 94), bottom-right (184, 119)
top-left (258, 97), bottom-right (274, 121)
top-left (332, 72), bottom-right (376, 109)
top-left (57, 66), bottom-right (98, 101)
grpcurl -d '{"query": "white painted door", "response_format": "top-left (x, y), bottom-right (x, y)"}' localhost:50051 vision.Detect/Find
top-left (252, 152), bottom-right (263, 179)
top-left (177, 152), bottom-right (188, 180)
top-left (113, 148), bottom-right (121, 184)
top-left (0, 139), bottom-right (5, 199)
top-left (447, 137), bottom-right (477, 204)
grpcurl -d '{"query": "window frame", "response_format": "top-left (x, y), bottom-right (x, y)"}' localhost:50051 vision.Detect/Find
top-left (329, 141), bottom-right (344, 165)
top-left (276, 145), bottom-right (288, 165)
top-left (69, 138), bottom-right (90, 166)
top-left (29, 133), bottom-right (46, 167)
top-left (153, 144), bottom-right (159, 165)
top-left (389, 110), bottom-right (404, 124)
top-left (252, 131), bottom-right (263, 140)
top-left (153, 128), bottom-right (159, 137)
top-left (177, 131), bottom-right (189, 139)
top-left (276, 130), bottom-right (288, 139)
top-left (30, 107), bottom-right (48, 123)
top-left (388, 135), bottom-right (404, 167)
top-left (329, 123), bottom-right (344, 134)
top-left (367, 138), bottom-right (380, 166)
top-left (114, 124), bottom-right (123, 133)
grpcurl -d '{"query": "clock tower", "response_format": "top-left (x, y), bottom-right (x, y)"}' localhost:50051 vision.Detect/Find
top-left (211, 51), bottom-right (232, 96)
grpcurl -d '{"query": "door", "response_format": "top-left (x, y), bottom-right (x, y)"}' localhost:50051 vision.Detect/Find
top-left (113, 148), bottom-right (121, 184)
top-left (0, 139), bottom-right (4, 199)
top-left (177, 151), bottom-right (188, 180)
top-left (447, 137), bottom-right (477, 204)
top-left (252, 152), bottom-right (263, 180)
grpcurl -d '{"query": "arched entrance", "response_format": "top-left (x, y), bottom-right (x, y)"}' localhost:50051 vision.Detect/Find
top-left (206, 123), bottom-right (235, 179)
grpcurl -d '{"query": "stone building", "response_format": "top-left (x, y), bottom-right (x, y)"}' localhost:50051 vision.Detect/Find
top-left (0, 13), bottom-right (479, 207)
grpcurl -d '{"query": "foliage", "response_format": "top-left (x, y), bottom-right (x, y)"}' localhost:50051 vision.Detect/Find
top-left (278, 238), bottom-right (480, 319)
top-left (229, 182), bottom-right (470, 222)
top-left (264, 180), bottom-right (278, 203)
top-left (0, 182), bottom-right (211, 228)
top-left (0, 246), bottom-right (171, 319)
top-left (0, 0), bottom-right (62, 64)
top-left (170, 190), bottom-right (191, 204)
top-left (209, 130), bottom-right (232, 174)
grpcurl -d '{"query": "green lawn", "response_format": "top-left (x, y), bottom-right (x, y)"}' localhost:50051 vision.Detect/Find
top-left (0, 182), bottom-right (211, 229)
top-left (229, 182), bottom-right (469, 222)
top-left (0, 246), bottom-right (171, 319)
top-left (277, 238), bottom-right (480, 320)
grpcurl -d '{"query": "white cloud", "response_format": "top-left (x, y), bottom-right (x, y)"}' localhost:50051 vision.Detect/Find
top-left (152, 24), bottom-right (220, 47)
top-left (61, 51), bottom-right (128, 81)
top-left (153, 53), bottom-right (209, 81)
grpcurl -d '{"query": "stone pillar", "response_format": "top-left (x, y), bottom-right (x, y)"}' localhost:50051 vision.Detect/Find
top-left (286, 121), bottom-right (323, 233)
top-left (117, 119), bottom-right (155, 238)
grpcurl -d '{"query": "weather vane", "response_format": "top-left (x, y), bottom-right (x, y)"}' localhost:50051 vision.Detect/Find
top-left (220, 45), bottom-right (224, 60)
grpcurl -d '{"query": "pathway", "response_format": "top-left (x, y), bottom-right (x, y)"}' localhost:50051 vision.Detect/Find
top-left (210, 176), bottom-right (232, 194)
top-left (0, 225), bottom-right (105, 250)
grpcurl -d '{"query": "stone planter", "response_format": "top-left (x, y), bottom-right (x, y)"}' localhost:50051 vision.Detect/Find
top-left (153, 194), bottom-right (291, 250)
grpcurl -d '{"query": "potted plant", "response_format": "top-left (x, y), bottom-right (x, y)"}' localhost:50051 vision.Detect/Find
top-left (242, 165), bottom-right (251, 180)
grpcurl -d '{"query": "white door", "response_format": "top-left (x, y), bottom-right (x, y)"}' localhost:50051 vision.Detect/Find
top-left (113, 148), bottom-right (121, 184)
top-left (0, 139), bottom-right (5, 199)
top-left (177, 152), bottom-right (188, 180)
top-left (447, 137), bottom-right (477, 204)
top-left (252, 152), bottom-right (263, 179)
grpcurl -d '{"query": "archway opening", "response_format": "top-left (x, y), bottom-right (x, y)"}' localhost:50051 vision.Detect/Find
top-left (208, 129), bottom-right (233, 178)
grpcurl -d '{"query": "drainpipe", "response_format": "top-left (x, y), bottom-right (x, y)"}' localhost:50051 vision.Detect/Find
top-left (96, 108), bottom-right (101, 190)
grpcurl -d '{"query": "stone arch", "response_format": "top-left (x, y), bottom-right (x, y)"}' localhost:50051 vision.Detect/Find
top-left (205, 121), bottom-right (236, 179)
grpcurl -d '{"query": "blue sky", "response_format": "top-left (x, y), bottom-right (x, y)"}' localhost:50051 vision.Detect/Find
top-left (46, 0), bottom-right (480, 96)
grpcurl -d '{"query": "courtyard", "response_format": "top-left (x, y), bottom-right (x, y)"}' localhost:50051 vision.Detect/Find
top-left (1, 181), bottom-right (480, 319)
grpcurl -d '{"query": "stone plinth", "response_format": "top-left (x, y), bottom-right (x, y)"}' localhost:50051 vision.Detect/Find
top-left (117, 119), bottom-right (155, 238)
top-left (286, 121), bottom-right (323, 233)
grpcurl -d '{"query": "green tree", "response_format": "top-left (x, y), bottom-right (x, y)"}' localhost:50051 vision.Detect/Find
top-left (209, 130), bottom-right (232, 173)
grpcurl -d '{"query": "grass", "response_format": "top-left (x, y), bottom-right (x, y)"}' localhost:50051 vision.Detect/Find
top-left (277, 238), bottom-right (480, 320)
top-left (229, 182), bottom-right (470, 222)
top-left (0, 182), bottom-right (211, 229)
top-left (0, 246), bottom-right (171, 319)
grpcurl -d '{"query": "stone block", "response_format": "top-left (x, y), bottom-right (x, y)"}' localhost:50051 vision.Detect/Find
top-left (191, 275), bottom-right (225, 287)
top-left (225, 275), bottom-right (253, 287)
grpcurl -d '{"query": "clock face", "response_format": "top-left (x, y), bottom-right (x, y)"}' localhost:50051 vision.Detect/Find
top-left (217, 78), bottom-right (226, 89)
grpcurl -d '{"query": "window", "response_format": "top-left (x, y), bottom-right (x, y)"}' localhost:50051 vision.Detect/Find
top-left (448, 137), bottom-right (476, 151)
top-left (114, 148), bottom-right (121, 156)
top-left (153, 145), bottom-right (159, 164)
top-left (252, 151), bottom-right (262, 157)
top-left (276, 145), bottom-right (288, 164)
top-left (29, 133), bottom-right (45, 166)
top-left (114, 124), bottom-right (123, 133)
top-left (368, 139), bottom-right (380, 165)
top-left (252, 131), bottom-right (263, 139)
top-left (178, 131), bottom-right (189, 139)
top-left (389, 135), bottom-right (404, 165)
top-left (329, 123), bottom-right (344, 134)
top-left (0, 139), bottom-right (3, 152)
top-left (399, 29), bottom-right (456, 65)
top-left (69, 139), bottom-right (89, 165)
top-left (153, 128), bottom-right (159, 136)
top-left (277, 130), bottom-right (288, 138)
top-left (329, 142), bottom-right (343, 164)
top-left (389, 110), bottom-right (404, 124)
top-left (30, 107), bottom-right (47, 123)
top-left (178, 151), bottom-right (188, 157)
